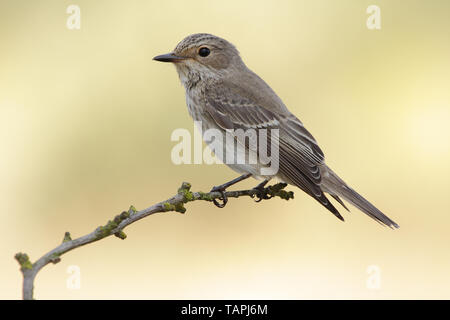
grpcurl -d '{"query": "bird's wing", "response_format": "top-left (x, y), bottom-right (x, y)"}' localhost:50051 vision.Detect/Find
top-left (203, 84), bottom-right (343, 220)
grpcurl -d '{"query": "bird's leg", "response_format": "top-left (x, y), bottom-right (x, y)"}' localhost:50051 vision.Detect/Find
top-left (254, 179), bottom-right (269, 190)
top-left (210, 173), bottom-right (252, 208)
top-left (252, 179), bottom-right (272, 202)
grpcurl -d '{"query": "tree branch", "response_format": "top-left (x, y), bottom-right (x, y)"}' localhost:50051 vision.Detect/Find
top-left (15, 181), bottom-right (294, 300)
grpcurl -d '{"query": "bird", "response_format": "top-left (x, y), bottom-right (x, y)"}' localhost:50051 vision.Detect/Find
top-left (153, 33), bottom-right (399, 229)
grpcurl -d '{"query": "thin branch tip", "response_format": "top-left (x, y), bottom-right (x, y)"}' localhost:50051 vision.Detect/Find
top-left (15, 252), bottom-right (32, 271)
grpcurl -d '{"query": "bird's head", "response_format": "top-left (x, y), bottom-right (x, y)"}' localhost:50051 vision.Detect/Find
top-left (153, 33), bottom-right (244, 86)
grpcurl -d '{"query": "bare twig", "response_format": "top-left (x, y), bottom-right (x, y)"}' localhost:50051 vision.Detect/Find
top-left (15, 181), bottom-right (294, 300)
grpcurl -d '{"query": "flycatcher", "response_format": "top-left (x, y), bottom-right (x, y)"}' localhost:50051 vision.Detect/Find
top-left (154, 33), bottom-right (399, 228)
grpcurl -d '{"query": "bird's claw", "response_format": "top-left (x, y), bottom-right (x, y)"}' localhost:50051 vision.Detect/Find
top-left (211, 186), bottom-right (228, 208)
top-left (252, 186), bottom-right (272, 202)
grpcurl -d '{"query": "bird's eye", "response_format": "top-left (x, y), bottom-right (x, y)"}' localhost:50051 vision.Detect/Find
top-left (198, 47), bottom-right (210, 57)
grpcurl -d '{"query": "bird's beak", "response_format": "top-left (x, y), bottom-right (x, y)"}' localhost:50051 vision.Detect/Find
top-left (153, 53), bottom-right (187, 63)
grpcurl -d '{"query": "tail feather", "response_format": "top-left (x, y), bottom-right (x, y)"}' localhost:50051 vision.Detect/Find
top-left (330, 194), bottom-right (350, 212)
top-left (320, 165), bottom-right (399, 229)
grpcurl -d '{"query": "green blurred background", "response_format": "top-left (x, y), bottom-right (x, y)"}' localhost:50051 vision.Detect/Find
top-left (1, 0), bottom-right (449, 299)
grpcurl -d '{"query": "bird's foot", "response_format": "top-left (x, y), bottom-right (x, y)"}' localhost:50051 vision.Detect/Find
top-left (251, 180), bottom-right (272, 202)
top-left (210, 185), bottom-right (228, 208)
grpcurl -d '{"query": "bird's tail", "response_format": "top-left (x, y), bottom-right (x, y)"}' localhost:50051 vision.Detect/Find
top-left (320, 165), bottom-right (399, 229)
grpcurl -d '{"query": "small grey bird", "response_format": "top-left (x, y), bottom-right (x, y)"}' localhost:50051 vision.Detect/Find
top-left (154, 33), bottom-right (399, 228)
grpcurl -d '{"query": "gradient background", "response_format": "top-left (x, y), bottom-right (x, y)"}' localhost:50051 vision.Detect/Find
top-left (1, 0), bottom-right (449, 299)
